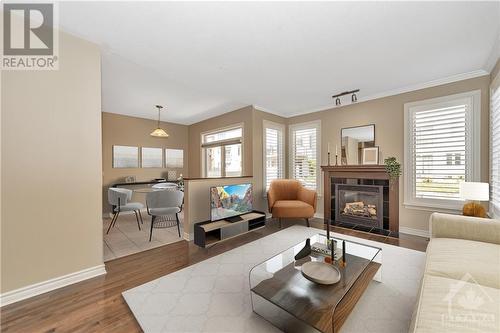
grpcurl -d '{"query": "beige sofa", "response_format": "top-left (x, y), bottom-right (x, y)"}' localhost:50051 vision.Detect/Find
top-left (410, 213), bottom-right (500, 332)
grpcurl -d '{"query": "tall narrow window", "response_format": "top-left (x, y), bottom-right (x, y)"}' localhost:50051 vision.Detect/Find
top-left (263, 120), bottom-right (285, 191)
top-left (290, 121), bottom-right (321, 190)
top-left (404, 91), bottom-right (480, 211)
top-left (202, 125), bottom-right (243, 177)
top-left (490, 76), bottom-right (500, 218)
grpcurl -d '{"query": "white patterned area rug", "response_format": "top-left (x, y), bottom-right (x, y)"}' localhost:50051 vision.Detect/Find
top-left (123, 225), bottom-right (426, 333)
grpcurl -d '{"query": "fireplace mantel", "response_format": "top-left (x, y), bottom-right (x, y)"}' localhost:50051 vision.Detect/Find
top-left (321, 165), bottom-right (399, 231)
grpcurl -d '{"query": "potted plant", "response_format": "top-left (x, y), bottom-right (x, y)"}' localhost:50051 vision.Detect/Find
top-left (384, 157), bottom-right (401, 186)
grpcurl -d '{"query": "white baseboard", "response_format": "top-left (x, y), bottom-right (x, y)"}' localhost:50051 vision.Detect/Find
top-left (399, 227), bottom-right (430, 239)
top-left (0, 264), bottom-right (106, 307)
top-left (314, 213), bottom-right (324, 219)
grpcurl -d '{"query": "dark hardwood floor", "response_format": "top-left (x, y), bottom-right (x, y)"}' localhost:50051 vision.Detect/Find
top-left (0, 218), bottom-right (428, 333)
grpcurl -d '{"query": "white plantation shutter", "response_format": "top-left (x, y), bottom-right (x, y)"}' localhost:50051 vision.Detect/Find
top-left (491, 79), bottom-right (500, 218)
top-left (263, 121), bottom-right (284, 191)
top-left (290, 121), bottom-right (320, 190)
top-left (413, 104), bottom-right (468, 199)
top-left (404, 91), bottom-right (480, 210)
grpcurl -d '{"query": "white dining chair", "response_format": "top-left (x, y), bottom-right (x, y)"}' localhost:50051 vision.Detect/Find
top-left (146, 189), bottom-right (184, 241)
top-left (107, 188), bottom-right (144, 234)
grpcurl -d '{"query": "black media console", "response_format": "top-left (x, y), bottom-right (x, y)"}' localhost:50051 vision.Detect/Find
top-left (194, 211), bottom-right (266, 247)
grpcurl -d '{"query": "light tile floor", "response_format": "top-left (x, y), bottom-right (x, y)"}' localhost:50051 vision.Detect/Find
top-left (103, 211), bottom-right (184, 261)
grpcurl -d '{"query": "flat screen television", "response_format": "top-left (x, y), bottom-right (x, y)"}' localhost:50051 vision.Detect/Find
top-left (210, 183), bottom-right (253, 222)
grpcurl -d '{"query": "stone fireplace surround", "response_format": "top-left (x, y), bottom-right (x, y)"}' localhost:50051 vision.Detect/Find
top-left (321, 165), bottom-right (399, 235)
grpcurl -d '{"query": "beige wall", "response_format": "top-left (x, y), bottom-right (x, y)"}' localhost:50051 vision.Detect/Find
top-left (102, 112), bottom-right (189, 213)
top-left (1, 32), bottom-right (102, 293)
top-left (188, 106), bottom-right (254, 178)
top-left (288, 75), bottom-right (491, 232)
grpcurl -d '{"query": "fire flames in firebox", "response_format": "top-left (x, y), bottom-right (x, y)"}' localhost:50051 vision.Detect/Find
top-left (342, 201), bottom-right (377, 219)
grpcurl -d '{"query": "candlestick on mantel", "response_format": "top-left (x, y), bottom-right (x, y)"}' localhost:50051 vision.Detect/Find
top-left (326, 219), bottom-right (330, 240)
top-left (335, 154), bottom-right (338, 166)
top-left (327, 152), bottom-right (331, 166)
top-left (327, 142), bottom-right (330, 153)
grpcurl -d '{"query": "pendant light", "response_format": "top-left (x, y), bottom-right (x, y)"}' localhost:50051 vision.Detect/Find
top-left (150, 105), bottom-right (169, 138)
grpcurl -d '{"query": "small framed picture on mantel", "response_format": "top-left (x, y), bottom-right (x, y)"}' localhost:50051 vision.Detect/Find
top-left (362, 146), bottom-right (379, 165)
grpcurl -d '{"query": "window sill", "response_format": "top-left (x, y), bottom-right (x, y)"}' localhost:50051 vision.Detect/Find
top-left (403, 201), bottom-right (462, 214)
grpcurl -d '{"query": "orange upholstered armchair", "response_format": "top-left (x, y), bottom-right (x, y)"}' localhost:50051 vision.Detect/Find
top-left (267, 179), bottom-right (317, 228)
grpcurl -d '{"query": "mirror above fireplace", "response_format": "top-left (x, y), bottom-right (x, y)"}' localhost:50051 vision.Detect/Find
top-left (341, 124), bottom-right (375, 165)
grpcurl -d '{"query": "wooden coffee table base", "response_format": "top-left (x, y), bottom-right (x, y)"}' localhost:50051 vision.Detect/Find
top-left (332, 262), bottom-right (381, 332)
top-left (251, 261), bottom-right (381, 333)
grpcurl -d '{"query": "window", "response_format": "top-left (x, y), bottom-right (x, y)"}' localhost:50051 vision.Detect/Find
top-left (263, 120), bottom-right (285, 191)
top-left (490, 75), bottom-right (500, 218)
top-left (113, 145), bottom-right (138, 168)
top-left (290, 120), bottom-right (321, 190)
top-left (141, 147), bottom-right (163, 168)
top-left (202, 125), bottom-right (243, 177)
top-left (404, 90), bottom-right (480, 211)
top-left (165, 148), bottom-right (183, 168)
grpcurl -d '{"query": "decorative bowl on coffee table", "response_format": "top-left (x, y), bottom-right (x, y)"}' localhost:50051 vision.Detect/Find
top-left (301, 261), bottom-right (341, 285)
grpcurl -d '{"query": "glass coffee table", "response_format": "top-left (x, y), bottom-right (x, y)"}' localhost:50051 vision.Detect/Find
top-left (249, 233), bottom-right (382, 333)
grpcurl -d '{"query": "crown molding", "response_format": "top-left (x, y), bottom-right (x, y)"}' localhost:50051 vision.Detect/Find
top-left (252, 104), bottom-right (285, 118)
top-left (484, 30), bottom-right (500, 71)
top-left (283, 69), bottom-right (490, 118)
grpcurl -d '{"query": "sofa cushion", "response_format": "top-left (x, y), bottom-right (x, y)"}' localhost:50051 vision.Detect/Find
top-left (413, 274), bottom-right (500, 332)
top-left (426, 238), bottom-right (500, 289)
top-left (271, 200), bottom-right (314, 218)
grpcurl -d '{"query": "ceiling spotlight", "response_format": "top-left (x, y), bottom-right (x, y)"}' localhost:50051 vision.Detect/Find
top-left (335, 97), bottom-right (341, 106)
top-left (352, 93), bottom-right (357, 102)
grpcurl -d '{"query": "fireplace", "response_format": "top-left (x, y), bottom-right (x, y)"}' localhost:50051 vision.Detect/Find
top-left (322, 166), bottom-right (399, 232)
top-left (335, 184), bottom-right (384, 228)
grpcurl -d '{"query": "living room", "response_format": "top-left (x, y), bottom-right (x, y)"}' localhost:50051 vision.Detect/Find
top-left (1, 2), bottom-right (499, 332)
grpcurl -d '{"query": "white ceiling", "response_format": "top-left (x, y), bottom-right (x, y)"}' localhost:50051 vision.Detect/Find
top-left (58, 1), bottom-right (500, 125)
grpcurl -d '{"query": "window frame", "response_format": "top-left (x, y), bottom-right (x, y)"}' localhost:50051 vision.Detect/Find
top-left (263, 120), bottom-right (285, 194)
top-left (289, 120), bottom-right (321, 194)
top-left (490, 73), bottom-right (500, 218)
top-left (403, 90), bottom-right (481, 212)
top-left (201, 123), bottom-right (244, 178)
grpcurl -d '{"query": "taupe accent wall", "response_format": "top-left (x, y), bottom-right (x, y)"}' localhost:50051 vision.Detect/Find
top-left (188, 106), bottom-right (254, 178)
top-left (101, 112), bottom-right (189, 213)
top-left (187, 106), bottom-right (287, 212)
top-left (287, 75), bottom-right (491, 232)
top-left (1, 31), bottom-right (103, 293)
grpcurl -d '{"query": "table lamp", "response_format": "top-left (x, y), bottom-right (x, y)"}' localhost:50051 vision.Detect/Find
top-left (459, 182), bottom-right (489, 218)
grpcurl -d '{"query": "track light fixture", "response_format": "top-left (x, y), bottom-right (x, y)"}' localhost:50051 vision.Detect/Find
top-left (332, 89), bottom-right (360, 106)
